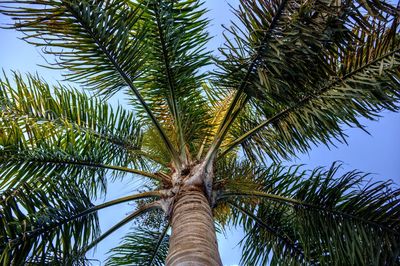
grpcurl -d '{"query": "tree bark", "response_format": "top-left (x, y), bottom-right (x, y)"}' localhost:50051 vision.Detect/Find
top-left (166, 187), bottom-right (222, 266)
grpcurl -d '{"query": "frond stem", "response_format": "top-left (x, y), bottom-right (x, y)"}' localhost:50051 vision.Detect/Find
top-left (149, 222), bottom-right (170, 265)
top-left (83, 202), bottom-right (161, 253)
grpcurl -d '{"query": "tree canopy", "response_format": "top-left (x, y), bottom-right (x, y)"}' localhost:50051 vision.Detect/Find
top-left (0, 0), bottom-right (399, 265)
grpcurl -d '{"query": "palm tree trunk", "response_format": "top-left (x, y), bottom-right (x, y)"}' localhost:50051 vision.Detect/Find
top-left (166, 188), bottom-right (222, 266)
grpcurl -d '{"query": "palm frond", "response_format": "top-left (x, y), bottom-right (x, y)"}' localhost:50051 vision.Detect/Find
top-left (0, 0), bottom-right (144, 96)
top-left (0, 73), bottom-right (162, 197)
top-left (0, 118), bottom-right (105, 195)
top-left (227, 200), bottom-right (304, 265)
top-left (0, 183), bottom-right (159, 265)
top-left (0, 177), bottom-right (99, 265)
top-left (196, 88), bottom-right (237, 161)
top-left (0, 112), bottom-right (152, 197)
top-left (215, 0), bottom-right (400, 162)
top-left (130, 0), bottom-right (212, 159)
top-left (216, 161), bottom-right (400, 265)
top-left (204, 0), bottom-right (292, 161)
top-left (25, 252), bottom-right (91, 266)
top-left (0, 0), bottom-right (181, 166)
top-left (0, 72), bottom-right (149, 168)
top-left (106, 225), bottom-right (169, 266)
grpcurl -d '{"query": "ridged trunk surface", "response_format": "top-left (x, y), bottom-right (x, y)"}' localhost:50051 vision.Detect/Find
top-left (166, 188), bottom-right (222, 266)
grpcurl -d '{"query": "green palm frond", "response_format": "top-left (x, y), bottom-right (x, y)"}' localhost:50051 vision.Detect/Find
top-left (0, 0), bottom-right (144, 96)
top-left (0, 183), bottom-right (160, 265)
top-left (0, 0), bottom-right (181, 165)
top-left (0, 177), bottom-right (99, 265)
top-left (0, 117), bottom-right (128, 198)
top-left (216, 161), bottom-right (400, 265)
top-left (0, 124), bottom-right (158, 195)
top-left (0, 132), bottom-right (104, 196)
top-left (0, 72), bottom-right (149, 168)
top-left (106, 225), bottom-right (169, 266)
top-left (130, 0), bottom-right (212, 158)
top-left (216, 0), bottom-right (400, 162)
top-left (0, 73), bottom-right (161, 196)
top-left (25, 253), bottom-right (91, 266)
top-left (227, 201), bottom-right (304, 265)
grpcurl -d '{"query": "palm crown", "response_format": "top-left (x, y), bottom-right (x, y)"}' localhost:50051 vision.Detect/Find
top-left (0, 0), bottom-right (399, 265)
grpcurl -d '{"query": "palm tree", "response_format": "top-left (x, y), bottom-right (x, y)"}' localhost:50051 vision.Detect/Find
top-left (0, 0), bottom-right (399, 265)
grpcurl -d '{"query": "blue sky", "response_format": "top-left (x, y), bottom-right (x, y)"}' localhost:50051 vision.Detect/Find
top-left (0, 1), bottom-right (399, 265)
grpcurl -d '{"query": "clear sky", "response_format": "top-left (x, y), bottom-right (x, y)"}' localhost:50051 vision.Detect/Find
top-left (0, 1), bottom-right (399, 265)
